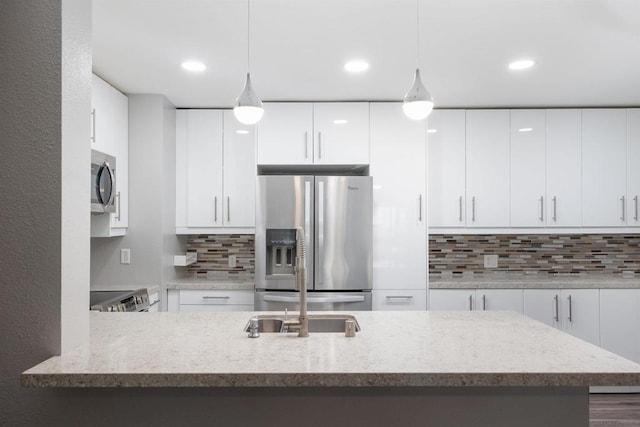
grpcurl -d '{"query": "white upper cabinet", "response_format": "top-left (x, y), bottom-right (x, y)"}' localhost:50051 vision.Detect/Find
top-left (627, 109), bottom-right (640, 226)
top-left (427, 110), bottom-right (466, 227)
top-left (90, 74), bottom-right (129, 237)
top-left (186, 110), bottom-right (224, 227)
top-left (256, 102), bottom-right (369, 165)
top-left (370, 103), bottom-right (426, 292)
top-left (582, 109), bottom-right (627, 226)
top-left (256, 103), bottom-right (313, 165)
top-left (466, 110), bottom-right (511, 227)
top-left (223, 111), bottom-right (256, 228)
top-left (176, 109), bottom-right (255, 233)
top-left (313, 102), bottom-right (369, 165)
top-left (545, 109), bottom-right (582, 227)
top-left (510, 110), bottom-right (546, 227)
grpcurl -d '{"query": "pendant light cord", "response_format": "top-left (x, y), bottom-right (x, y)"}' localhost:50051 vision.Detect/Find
top-left (416, 0), bottom-right (420, 69)
top-left (247, 0), bottom-right (251, 73)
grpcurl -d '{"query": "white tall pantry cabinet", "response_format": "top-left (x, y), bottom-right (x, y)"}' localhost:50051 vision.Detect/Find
top-left (370, 103), bottom-right (427, 311)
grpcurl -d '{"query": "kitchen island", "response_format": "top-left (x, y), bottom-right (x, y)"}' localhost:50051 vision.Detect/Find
top-left (22, 311), bottom-right (640, 426)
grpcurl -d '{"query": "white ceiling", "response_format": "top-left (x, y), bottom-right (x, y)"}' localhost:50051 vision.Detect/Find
top-left (93, 0), bottom-right (640, 109)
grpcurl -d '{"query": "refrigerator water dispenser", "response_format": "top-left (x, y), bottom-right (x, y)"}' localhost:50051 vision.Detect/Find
top-left (265, 229), bottom-right (297, 277)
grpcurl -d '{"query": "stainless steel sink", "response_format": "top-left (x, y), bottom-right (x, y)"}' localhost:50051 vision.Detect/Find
top-left (244, 314), bottom-right (360, 333)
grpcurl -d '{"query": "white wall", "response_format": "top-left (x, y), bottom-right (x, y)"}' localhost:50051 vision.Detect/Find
top-left (90, 95), bottom-right (183, 304)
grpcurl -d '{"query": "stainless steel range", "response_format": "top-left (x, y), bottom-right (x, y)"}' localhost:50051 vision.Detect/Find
top-left (90, 289), bottom-right (150, 312)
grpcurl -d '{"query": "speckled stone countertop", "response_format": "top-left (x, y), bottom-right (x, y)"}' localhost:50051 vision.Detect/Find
top-left (22, 311), bottom-right (640, 388)
top-left (429, 276), bottom-right (640, 289)
top-left (166, 278), bottom-right (254, 291)
top-left (90, 284), bottom-right (161, 294)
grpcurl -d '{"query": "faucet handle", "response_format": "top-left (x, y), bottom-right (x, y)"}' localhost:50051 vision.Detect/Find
top-left (284, 307), bottom-right (288, 320)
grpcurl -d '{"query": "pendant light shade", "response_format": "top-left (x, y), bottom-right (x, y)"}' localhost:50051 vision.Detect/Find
top-left (403, 68), bottom-right (434, 120)
top-left (234, 73), bottom-right (264, 125)
top-left (234, 0), bottom-right (263, 125)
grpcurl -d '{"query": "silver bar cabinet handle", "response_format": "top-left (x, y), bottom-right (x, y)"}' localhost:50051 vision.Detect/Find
top-left (115, 192), bottom-right (121, 221)
top-left (469, 294), bottom-right (473, 311)
top-left (567, 295), bottom-right (573, 322)
top-left (227, 196), bottom-right (230, 222)
top-left (552, 196), bottom-right (557, 222)
top-left (91, 108), bottom-right (96, 142)
top-left (459, 196), bottom-right (463, 222)
top-left (202, 296), bottom-right (230, 300)
top-left (539, 196), bottom-right (544, 222)
top-left (553, 294), bottom-right (559, 322)
top-left (482, 294), bottom-right (486, 311)
top-left (386, 296), bottom-right (414, 300)
top-left (418, 195), bottom-right (423, 222)
top-left (304, 131), bottom-right (308, 159)
top-left (214, 196), bottom-right (218, 223)
top-left (621, 196), bottom-right (625, 221)
top-left (635, 196), bottom-right (639, 221)
top-left (471, 197), bottom-right (476, 222)
top-left (317, 132), bottom-right (322, 159)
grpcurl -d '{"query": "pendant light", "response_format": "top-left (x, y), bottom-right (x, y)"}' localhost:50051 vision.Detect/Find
top-left (403, 0), bottom-right (434, 120)
top-left (233, 0), bottom-right (264, 125)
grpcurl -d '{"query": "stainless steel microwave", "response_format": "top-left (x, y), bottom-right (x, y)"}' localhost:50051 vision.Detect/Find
top-left (91, 150), bottom-right (116, 214)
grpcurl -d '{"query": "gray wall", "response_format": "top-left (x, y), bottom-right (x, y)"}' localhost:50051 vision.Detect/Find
top-left (90, 94), bottom-right (183, 306)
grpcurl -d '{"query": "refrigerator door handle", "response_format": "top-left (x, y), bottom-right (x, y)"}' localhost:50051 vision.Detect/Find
top-left (262, 295), bottom-right (365, 304)
top-left (304, 179), bottom-right (311, 274)
top-left (318, 180), bottom-right (324, 285)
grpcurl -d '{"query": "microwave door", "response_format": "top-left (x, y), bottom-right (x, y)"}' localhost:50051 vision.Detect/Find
top-left (314, 176), bottom-right (373, 291)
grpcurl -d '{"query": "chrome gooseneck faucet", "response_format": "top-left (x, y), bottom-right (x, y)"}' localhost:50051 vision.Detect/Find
top-left (284, 226), bottom-right (309, 337)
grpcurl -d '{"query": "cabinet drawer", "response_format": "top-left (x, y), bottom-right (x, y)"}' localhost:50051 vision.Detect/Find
top-left (179, 304), bottom-right (254, 312)
top-left (373, 290), bottom-right (427, 311)
top-left (179, 289), bottom-right (254, 305)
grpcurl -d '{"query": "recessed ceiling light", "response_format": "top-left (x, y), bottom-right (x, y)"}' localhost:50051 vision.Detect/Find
top-left (236, 130), bottom-right (250, 135)
top-left (508, 59), bottom-right (535, 70)
top-left (181, 61), bottom-right (206, 72)
top-left (344, 60), bottom-right (369, 73)
top-left (333, 119), bottom-right (348, 125)
top-left (518, 128), bottom-right (533, 132)
top-left (427, 129), bottom-right (438, 134)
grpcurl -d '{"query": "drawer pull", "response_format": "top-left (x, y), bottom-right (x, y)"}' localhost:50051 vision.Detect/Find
top-left (385, 296), bottom-right (414, 300)
top-left (202, 296), bottom-right (230, 300)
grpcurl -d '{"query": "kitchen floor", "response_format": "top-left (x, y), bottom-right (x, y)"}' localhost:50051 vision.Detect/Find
top-left (590, 394), bottom-right (640, 426)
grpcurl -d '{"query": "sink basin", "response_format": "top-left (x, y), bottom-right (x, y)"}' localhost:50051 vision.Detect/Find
top-left (244, 314), bottom-right (360, 334)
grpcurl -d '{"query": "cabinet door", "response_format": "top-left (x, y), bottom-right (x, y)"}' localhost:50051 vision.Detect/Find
top-left (600, 289), bottom-right (640, 363)
top-left (561, 289), bottom-right (600, 346)
top-left (476, 289), bottom-right (523, 313)
top-left (256, 103), bottom-right (313, 165)
top-left (186, 110), bottom-right (223, 227)
top-left (582, 109), bottom-right (627, 226)
top-left (313, 103), bottom-right (369, 165)
top-left (627, 109), bottom-right (640, 225)
top-left (510, 110), bottom-right (546, 227)
top-left (429, 289), bottom-right (475, 311)
top-left (373, 290), bottom-right (427, 311)
top-left (90, 74), bottom-right (115, 155)
top-left (523, 289), bottom-right (561, 329)
top-left (427, 110), bottom-right (466, 227)
top-left (370, 103), bottom-right (426, 291)
top-left (546, 109), bottom-right (582, 227)
top-left (223, 111), bottom-right (256, 227)
top-left (466, 110), bottom-right (510, 227)
top-left (175, 110), bottom-right (188, 229)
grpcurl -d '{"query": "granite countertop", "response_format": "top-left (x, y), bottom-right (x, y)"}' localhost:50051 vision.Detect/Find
top-left (166, 278), bottom-right (254, 291)
top-left (22, 311), bottom-right (640, 388)
top-left (90, 284), bottom-right (161, 294)
top-left (429, 276), bottom-right (640, 289)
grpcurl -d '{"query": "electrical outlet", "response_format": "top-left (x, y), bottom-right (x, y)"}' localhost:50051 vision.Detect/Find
top-left (120, 248), bottom-right (131, 265)
top-left (484, 254), bottom-right (498, 269)
top-left (228, 254), bottom-right (237, 268)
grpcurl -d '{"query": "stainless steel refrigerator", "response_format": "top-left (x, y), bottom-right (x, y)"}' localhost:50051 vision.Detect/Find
top-left (255, 175), bottom-right (373, 311)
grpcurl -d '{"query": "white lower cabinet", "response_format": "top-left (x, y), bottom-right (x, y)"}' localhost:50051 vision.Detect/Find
top-left (373, 290), bottom-right (427, 311)
top-left (148, 292), bottom-right (160, 312)
top-left (523, 289), bottom-right (600, 346)
top-left (429, 289), bottom-right (522, 313)
top-left (167, 289), bottom-right (254, 312)
top-left (600, 289), bottom-right (640, 363)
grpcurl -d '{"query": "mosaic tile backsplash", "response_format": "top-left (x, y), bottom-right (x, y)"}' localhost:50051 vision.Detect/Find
top-left (429, 234), bottom-right (640, 278)
top-left (186, 234), bottom-right (254, 279)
